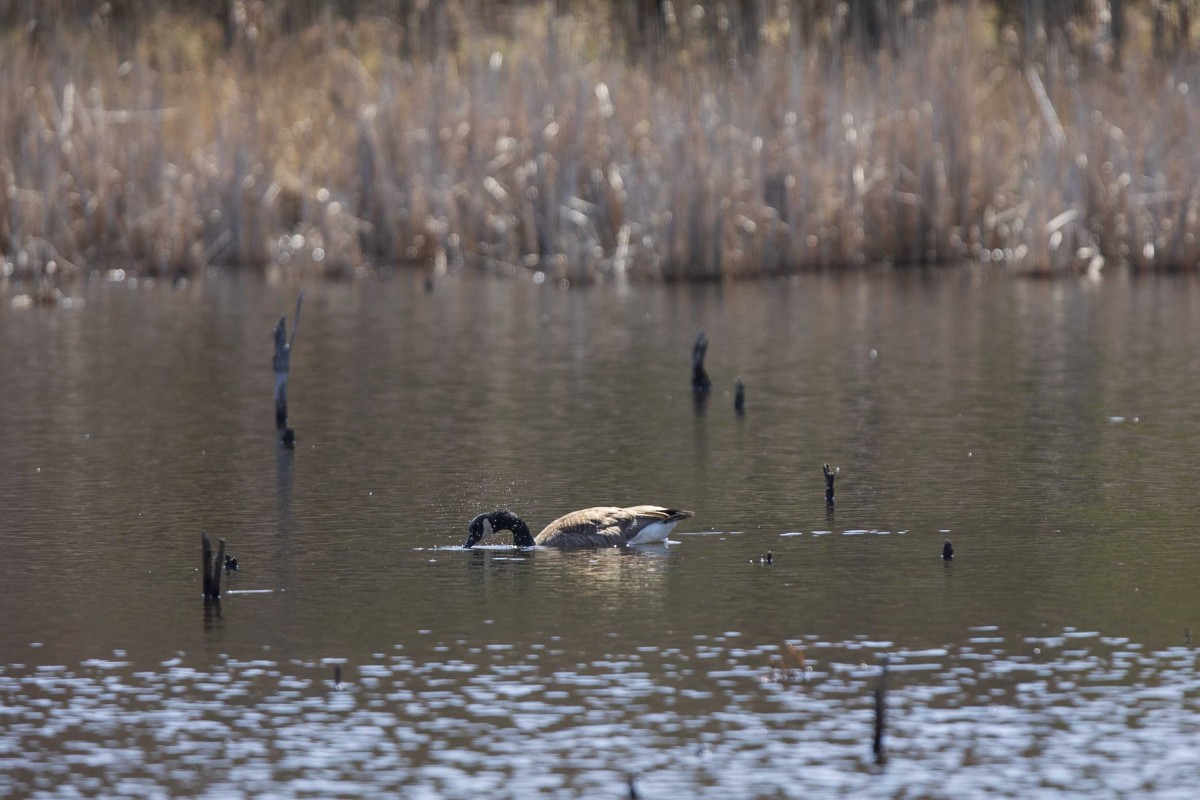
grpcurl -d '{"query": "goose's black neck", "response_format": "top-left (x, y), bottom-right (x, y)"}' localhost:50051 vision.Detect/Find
top-left (493, 510), bottom-right (535, 547)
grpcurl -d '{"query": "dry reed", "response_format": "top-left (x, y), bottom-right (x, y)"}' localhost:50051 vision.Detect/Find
top-left (2, 2), bottom-right (1199, 286)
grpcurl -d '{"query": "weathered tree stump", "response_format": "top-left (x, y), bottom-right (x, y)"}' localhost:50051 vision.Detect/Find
top-left (823, 463), bottom-right (835, 506)
top-left (734, 378), bottom-right (745, 414)
top-left (201, 532), bottom-right (213, 597)
top-left (273, 290), bottom-right (304, 428)
top-left (213, 538), bottom-right (226, 597)
top-left (200, 532), bottom-right (229, 600)
top-left (942, 540), bottom-right (954, 561)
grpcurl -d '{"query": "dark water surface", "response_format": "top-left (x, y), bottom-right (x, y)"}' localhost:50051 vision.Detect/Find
top-left (2, 271), bottom-right (1200, 798)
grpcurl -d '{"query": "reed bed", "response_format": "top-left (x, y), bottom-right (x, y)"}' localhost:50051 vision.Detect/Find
top-left (2, 2), bottom-right (1199, 286)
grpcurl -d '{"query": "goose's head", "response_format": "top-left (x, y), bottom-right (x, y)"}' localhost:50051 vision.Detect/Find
top-left (464, 510), bottom-right (534, 548)
top-left (464, 512), bottom-right (495, 548)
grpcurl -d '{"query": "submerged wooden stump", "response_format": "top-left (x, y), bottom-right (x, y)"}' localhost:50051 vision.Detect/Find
top-left (734, 378), bottom-right (745, 414)
top-left (823, 463), bottom-right (835, 506)
top-left (200, 532), bottom-right (229, 601)
top-left (273, 290), bottom-right (304, 428)
top-left (201, 532), bottom-right (213, 598)
top-left (213, 538), bottom-right (226, 597)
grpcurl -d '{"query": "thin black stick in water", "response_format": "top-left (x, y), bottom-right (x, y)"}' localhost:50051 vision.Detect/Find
top-left (734, 378), bottom-right (745, 414)
top-left (874, 657), bottom-right (889, 764)
top-left (212, 538), bottom-right (227, 599)
top-left (272, 319), bottom-right (290, 426)
top-left (201, 532), bottom-right (213, 598)
top-left (823, 464), bottom-right (835, 506)
top-left (272, 290), bottom-right (305, 428)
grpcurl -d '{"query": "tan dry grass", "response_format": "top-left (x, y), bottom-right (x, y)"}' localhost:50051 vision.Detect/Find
top-left (2, 3), bottom-right (1200, 285)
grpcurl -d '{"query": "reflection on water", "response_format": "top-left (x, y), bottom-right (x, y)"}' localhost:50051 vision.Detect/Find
top-left (3, 272), bottom-right (1200, 796)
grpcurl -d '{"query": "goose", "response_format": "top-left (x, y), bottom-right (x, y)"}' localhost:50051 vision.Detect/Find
top-left (463, 505), bottom-right (694, 549)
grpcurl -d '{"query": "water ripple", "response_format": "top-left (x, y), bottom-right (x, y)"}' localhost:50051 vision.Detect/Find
top-left (3, 629), bottom-right (1199, 798)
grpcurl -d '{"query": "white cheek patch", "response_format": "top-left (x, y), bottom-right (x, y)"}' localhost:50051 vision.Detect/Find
top-left (482, 518), bottom-right (493, 537)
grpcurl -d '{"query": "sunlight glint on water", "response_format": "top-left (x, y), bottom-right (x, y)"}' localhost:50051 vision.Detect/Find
top-left (2, 272), bottom-right (1200, 797)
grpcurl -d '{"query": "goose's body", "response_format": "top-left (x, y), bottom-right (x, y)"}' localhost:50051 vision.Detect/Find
top-left (464, 506), bottom-right (693, 549)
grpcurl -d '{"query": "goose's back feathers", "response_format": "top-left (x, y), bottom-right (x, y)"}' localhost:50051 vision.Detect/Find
top-left (535, 506), bottom-right (693, 548)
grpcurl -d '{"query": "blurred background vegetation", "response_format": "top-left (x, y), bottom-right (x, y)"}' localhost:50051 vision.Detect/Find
top-left (4, 1), bottom-right (1191, 63)
top-left (3, 1), bottom-right (1200, 290)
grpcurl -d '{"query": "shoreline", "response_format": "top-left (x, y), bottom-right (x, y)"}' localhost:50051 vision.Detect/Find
top-left (2, 3), bottom-right (1197, 286)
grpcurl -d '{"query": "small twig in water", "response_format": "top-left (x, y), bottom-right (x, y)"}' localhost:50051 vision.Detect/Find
top-left (273, 290), bottom-right (304, 428)
top-left (874, 657), bottom-right (889, 764)
top-left (288, 289), bottom-right (305, 351)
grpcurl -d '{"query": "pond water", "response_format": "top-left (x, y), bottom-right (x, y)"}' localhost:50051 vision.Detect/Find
top-left (2, 270), bottom-right (1200, 798)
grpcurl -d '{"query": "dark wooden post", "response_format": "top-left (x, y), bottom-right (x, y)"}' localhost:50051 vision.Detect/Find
top-left (213, 538), bottom-right (227, 598)
top-left (201, 532), bottom-right (213, 598)
top-left (734, 378), bottom-right (745, 414)
top-left (942, 540), bottom-right (954, 561)
top-left (823, 463), bottom-right (835, 506)
top-left (273, 290), bottom-right (304, 428)
top-left (201, 532), bottom-right (229, 600)
top-left (272, 318), bottom-right (289, 426)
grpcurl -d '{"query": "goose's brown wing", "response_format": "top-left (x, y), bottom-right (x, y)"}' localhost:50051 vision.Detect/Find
top-left (535, 507), bottom-right (628, 547)
top-left (535, 506), bottom-right (693, 548)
